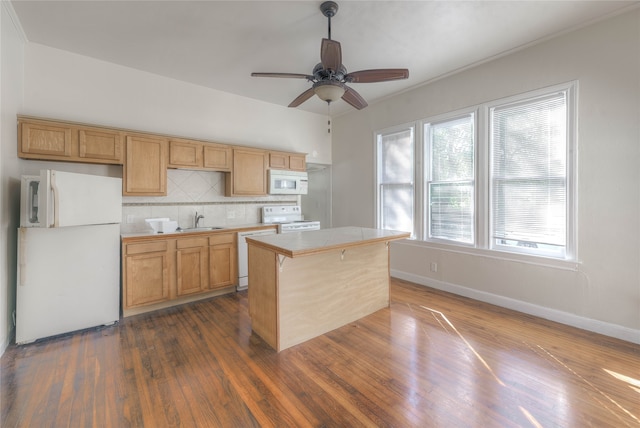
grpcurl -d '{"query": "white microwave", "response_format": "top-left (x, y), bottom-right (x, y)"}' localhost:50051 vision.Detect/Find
top-left (268, 170), bottom-right (308, 195)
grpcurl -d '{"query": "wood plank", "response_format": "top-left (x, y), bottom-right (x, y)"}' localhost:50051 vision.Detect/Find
top-left (2, 279), bottom-right (639, 427)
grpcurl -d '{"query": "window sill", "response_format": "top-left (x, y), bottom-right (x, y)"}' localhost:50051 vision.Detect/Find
top-left (394, 238), bottom-right (580, 271)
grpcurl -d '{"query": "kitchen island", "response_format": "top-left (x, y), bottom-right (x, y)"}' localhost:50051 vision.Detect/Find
top-left (246, 227), bottom-right (410, 351)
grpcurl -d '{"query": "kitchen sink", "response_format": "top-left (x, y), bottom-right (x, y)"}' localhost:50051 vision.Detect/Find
top-left (176, 227), bottom-right (224, 233)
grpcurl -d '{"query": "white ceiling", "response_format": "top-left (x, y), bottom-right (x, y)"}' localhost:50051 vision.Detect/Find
top-left (10, 0), bottom-right (639, 116)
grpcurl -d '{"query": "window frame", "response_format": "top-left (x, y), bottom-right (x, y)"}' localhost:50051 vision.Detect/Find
top-left (374, 123), bottom-right (417, 238)
top-left (486, 84), bottom-right (577, 260)
top-left (423, 109), bottom-right (477, 246)
top-left (373, 82), bottom-right (577, 262)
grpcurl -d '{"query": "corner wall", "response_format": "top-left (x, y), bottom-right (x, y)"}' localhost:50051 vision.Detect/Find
top-left (1, 1), bottom-right (25, 354)
top-left (332, 10), bottom-right (640, 342)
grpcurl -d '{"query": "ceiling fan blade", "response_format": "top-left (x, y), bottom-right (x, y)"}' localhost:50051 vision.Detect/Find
top-left (251, 72), bottom-right (314, 80)
top-left (345, 69), bottom-right (409, 83)
top-left (288, 88), bottom-right (316, 108)
top-left (342, 86), bottom-right (368, 110)
top-left (321, 38), bottom-right (342, 72)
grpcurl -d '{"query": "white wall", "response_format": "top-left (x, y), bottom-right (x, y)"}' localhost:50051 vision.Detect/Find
top-left (22, 43), bottom-right (331, 163)
top-left (332, 10), bottom-right (640, 342)
top-left (1, 1), bottom-right (25, 353)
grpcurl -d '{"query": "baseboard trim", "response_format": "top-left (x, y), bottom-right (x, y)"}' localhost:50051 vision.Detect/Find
top-left (1, 326), bottom-right (16, 357)
top-left (391, 269), bottom-right (640, 345)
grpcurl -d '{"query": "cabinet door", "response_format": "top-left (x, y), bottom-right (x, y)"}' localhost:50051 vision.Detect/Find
top-left (168, 139), bottom-right (203, 168)
top-left (79, 127), bottom-right (123, 164)
top-left (203, 144), bottom-right (232, 171)
top-left (288, 154), bottom-right (306, 171)
top-left (209, 243), bottom-right (236, 289)
top-left (269, 152), bottom-right (289, 170)
top-left (209, 233), bottom-right (236, 289)
top-left (226, 148), bottom-right (267, 196)
top-left (124, 135), bottom-right (168, 195)
top-left (125, 251), bottom-right (170, 308)
top-left (176, 246), bottom-right (209, 296)
top-left (20, 121), bottom-right (73, 159)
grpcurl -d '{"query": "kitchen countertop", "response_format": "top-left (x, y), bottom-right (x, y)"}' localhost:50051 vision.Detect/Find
top-left (245, 226), bottom-right (410, 258)
top-left (121, 223), bottom-right (276, 240)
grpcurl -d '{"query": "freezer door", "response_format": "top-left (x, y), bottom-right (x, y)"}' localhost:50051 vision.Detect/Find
top-left (48, 170), bottom-right (122, 227)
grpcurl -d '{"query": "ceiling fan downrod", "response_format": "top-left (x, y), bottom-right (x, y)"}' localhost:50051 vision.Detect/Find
top-left (320, 1), bottom-right (339, 40)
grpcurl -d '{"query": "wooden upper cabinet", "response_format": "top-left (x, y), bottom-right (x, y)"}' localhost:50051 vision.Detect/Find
top-left (225, 148), bottom-right (268, 196)
top-left (18, 117), bottom-right (124, 164)
top-left (288, 154), bottom-right (306, 171)
top-left (269, 151), bottom-right (306, 172)
top-left (168, 139), bottom-right (202, 169)
top-left (203, 144), bottom-right (232, 171)
top-left (269, 152), bottom-right (289, 170)
top-left (123, 135), bottom-right (168, 196)
top-left (78, 127), bottom-right (123, 164)
top-left (169, 139), bottom-right (232, 171)
top-left (19, 120), bottom-right (73, 159)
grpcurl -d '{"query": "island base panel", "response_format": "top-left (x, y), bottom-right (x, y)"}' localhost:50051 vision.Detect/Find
top-left (248, 245), bottom-right (279, 349)
top-left (278, 242), bottom-right (389, 350)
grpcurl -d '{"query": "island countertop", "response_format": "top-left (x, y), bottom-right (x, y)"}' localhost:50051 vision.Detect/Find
top-left (245, 226), bottom-right (410, 258)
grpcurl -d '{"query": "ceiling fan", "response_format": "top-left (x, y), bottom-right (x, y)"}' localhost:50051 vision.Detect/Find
top-left (251, 1), bottom-right (409, 110)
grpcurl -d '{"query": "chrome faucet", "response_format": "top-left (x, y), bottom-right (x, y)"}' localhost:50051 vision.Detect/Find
top-left (195, 212), bottom-right (205, 228)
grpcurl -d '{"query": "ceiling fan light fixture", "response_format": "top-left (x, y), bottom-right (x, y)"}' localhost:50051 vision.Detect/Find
top-left (313, 81), bottom-right (345, 103)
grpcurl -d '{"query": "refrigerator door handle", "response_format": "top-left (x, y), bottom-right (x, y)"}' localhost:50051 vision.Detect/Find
top-left (51, 174), bottom-right (59, 228)
top-left (38, 170), bottom-right (53, 228)
top-left (19, 229), bottom-right (26, 286)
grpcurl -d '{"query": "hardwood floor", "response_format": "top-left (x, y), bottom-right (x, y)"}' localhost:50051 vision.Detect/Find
top-left (2, 278), bottom-right (639, 427)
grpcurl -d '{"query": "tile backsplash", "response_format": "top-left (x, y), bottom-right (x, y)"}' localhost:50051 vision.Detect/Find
top-left (121, 169), bottom-right (298, 233)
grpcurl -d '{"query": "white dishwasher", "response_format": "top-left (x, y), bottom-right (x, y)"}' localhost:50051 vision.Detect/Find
top-left (237, 228), bottom-right (277, 291)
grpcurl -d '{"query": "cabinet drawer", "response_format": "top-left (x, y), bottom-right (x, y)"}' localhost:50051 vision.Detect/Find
top-left (177, 237), bottom-right (209, 249)
top-left (125, 241), bottom-right (168, 255)
top-left (209, 233), bottom-right (235, 246)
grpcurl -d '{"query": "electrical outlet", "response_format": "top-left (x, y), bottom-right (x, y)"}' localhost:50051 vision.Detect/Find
top-left (227, 211), bottom-right (236, 219)
top-left (430, 262), bottom-right (438, 273)
top-left (126, 215), bottom-right (135, 224)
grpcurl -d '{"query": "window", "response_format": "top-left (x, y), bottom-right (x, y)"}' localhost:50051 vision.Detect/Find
top-left (375, 126), bottom-right (415, 235)
top-left (490, 92), bottom-right (569, 258)
top-left (374, 83), bottom-right (576, 260)
top-left (425, 113), bottom-right (475, 244)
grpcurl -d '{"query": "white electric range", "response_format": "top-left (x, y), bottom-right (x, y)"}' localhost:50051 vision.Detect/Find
top-left (261, 205), bottom-right (321, 233)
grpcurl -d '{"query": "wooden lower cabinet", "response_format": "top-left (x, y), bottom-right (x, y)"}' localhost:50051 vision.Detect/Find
top-left (176, 237), bottom-right (209, 296)
top-left (209, 233), bottom-right (236, 289)
top-left (123, 240), bottom-right (170, 308)
top-left (122, 231), bottom-right (238, 315)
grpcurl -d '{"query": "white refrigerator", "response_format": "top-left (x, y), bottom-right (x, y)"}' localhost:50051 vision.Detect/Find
top-left (16, 170), bottom-right (122, 344)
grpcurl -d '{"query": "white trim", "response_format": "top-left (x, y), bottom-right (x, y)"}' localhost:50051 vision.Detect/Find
top-left (391, 269), bottom-right (640, 345)
top-left (1, 1), bottom-right (28, 43)
top-left (0, 327), bottom-right (14, 356)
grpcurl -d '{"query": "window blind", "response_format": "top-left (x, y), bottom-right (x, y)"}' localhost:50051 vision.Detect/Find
top-left (427, 115), bottom-right (475, 243)
top-left (378, 128), bottom-right (414, 234)
top-left (490, 92), bottom-right (567, 254)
